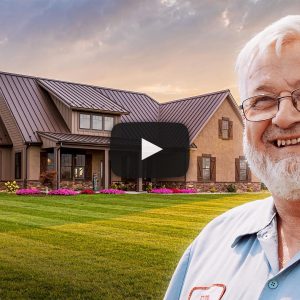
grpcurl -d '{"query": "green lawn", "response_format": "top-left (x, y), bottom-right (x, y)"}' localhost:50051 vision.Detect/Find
top-left (0, 192), bottom-right (269, 299)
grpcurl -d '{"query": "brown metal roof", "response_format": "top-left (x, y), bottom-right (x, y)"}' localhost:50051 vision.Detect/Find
top-left (38, 132), bottom-right (110, 146)
top-left (0, 73), bottom-right (69, 143)
top-left (94, 87), bottom-right (159, 122)
top-left (159, 90), bottom-right (240, 143)
top-left (0, 71), bottom-right (241, 147)
top-left (38, 79), bottom-right (129, 114)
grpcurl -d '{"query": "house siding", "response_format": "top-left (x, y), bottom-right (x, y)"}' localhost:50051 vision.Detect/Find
top-left (27, 146), bottom-right (41, 181)
top-left (186, 97), bottom-right (259, 183)
top-left (50, 94), bottom-right (72, 131)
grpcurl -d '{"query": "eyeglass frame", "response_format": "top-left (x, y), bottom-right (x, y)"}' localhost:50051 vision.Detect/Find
top-left (239, 87), bottom-right (300, 122)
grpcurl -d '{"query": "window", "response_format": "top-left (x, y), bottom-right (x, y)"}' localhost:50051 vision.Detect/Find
top-left (61, 154), bottom-right (72, 180)
top-left (47, 153), bottom-right (55, 170)
top-left (15, 152), bottom-right (22, 179)
top-left (235, 156), bottom-right (251, 182)
top-left (222, 119), bottom-right (229, 139)
top-left (79, 113), bottom-right (114, 131)
top-left (104, 116), bottom-right (114, 131)
top-left (60, 153), bottom-right (90, 180)
top-left (80, 114), bottom-right (91, 129)
top-left (197, 155), bottom-right (216, 182)
top-left (92, 115), bottom-right (102, 130)
top-left (202, 157), bottom-right (211, 180)
top-left (219, 117), bottom-right (232, 140)
top-left (74, 154), bottom-right (85, 179)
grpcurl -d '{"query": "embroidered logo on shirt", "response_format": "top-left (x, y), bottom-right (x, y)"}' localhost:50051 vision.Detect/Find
top-left (188, 284), bottom-right (226, 300)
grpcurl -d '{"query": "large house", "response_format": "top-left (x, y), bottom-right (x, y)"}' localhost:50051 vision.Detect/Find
top-left (0, 71), bottom-right (260, 191)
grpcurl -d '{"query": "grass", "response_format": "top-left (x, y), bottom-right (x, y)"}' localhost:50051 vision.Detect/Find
top-left (0, 192), bottom-right (270, 299)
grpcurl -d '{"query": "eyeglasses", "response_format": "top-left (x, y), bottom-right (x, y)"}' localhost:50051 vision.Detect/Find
top-left (239, 88), bottom-right (300, 122)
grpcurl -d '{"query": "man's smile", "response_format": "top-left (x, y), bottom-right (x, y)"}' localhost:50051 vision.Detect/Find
top-left (271, 136), bottom-right (300, 147)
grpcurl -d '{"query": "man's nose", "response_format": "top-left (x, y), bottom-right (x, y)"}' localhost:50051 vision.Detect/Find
top-left (272, 96), bottom-right (300, 129)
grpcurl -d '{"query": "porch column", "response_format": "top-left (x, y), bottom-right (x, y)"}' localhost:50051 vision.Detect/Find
top-left (104, 149), bottom-right (109, 189)
top-left (55, 147), bottom-right (61, 189)
top-left (137, 177), bottom-right (143, 192)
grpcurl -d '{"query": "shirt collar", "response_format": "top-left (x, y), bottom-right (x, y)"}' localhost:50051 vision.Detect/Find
top-left (231, 196), bottom-right (276, 248)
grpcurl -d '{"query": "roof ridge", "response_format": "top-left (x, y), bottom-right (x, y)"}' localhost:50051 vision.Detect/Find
top-left (161, 89), bottom-right (230, 105)
top-left (0, 70), bottom-right (152, 98)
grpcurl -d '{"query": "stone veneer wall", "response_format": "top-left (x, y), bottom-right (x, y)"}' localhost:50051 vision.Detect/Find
top-left (157, 181), bottom-right (262, 192)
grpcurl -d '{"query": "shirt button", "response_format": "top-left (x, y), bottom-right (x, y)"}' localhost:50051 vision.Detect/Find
top-left (263, 233), bottom-right (269, 239)
top-left (268, 280), bottom-right (278, 289)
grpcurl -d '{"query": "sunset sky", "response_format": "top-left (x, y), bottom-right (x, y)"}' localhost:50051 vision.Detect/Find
top-left (0, 0), bottom-right (299, 102)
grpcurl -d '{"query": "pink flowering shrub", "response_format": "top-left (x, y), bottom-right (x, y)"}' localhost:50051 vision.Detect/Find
top-left (151, 188), bottom-right (197, 194)
top-left (16, 188), bottom-right (41, 195)
top-left (81, 189), bottom-right (95, 194)
top-left (48, 188), bottom-right (78, 196)
top-left (178, 188), bottom-right (197, 193)
top-left (151, 188), bottom-right (173, 194)
top-left (99, 189), bottom-right (125, 194)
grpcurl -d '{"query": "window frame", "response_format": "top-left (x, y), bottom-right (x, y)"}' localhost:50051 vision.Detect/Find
top-left (79, 112), bottom-right (114, 131)
top-left (219, 117), bottom-right (233, 140)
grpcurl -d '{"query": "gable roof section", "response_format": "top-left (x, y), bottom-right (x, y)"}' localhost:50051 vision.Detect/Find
top-left (38, 79), bottom-right (129, 114)
top-left (0, 73), bottom-right (69, 143)
top-left (159, 90), bottom-right (242, 143)
top-left (94, 87), bottom-right (159, 122)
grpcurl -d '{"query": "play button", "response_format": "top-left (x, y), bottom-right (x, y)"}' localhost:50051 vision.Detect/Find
top-left (141, 138), bottom-right (163, 160)
top-left (110, 122), bottom-right (189, 178)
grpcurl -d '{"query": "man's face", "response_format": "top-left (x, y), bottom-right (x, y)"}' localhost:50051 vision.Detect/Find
top-left (244, 41), bottom-right (300, 200)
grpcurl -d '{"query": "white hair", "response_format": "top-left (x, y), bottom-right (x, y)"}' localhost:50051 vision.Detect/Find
top-left (236, 15), bottom-right (300, 99)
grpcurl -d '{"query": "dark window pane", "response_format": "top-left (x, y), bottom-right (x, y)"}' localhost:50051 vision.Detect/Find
top-left (61, 167), bottom-right (72, 180)
top-left (15, 152), bottom-right (22, 179)
top-left (62, 154), bottom-right (72, 166)
top-left (75, 154), bottom-right (85, 166)
top-left (47, 153), bottom-right (55, 170)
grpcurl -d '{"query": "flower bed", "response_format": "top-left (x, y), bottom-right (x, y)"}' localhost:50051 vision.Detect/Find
top-left (81, 189), bottom-right (95, 194)
top-left (99, 189), bottom-right (125, 194)
top-left (151, 188), bottom-right (197, 194)
top-left (16, 188), bottom-right (41, 195)
top-left (48, 188), bottom-right (78, 196)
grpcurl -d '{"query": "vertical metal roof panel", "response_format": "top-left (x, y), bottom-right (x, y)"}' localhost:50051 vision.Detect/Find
top-left (159, 90), bottom-right (230, 142)
top-left (0, 73), bottom-right (69, 143)
top-left (95, 88), bottom-right (159, 122)
top-left (38, 79), bottom-right (128, 113)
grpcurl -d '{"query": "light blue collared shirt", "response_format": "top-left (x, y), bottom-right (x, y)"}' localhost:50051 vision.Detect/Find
top-left (164, 197), bottom-right (300, 300)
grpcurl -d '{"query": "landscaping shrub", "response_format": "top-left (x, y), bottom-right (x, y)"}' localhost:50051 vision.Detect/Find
top-left (16, 188), bottom-right (41, 195)
top-left (5, 181), bottom-right (19, 193)
top-left (179, 188), bottom-right (197, 193)
top-left (81, 189), bottom-right (95, 194)
top-left (226, 184), bottom-right (237, 193)
top-left (151, 188), bottom-right (173, 194)
top-left (40, 170), bottom-right (56, 188)
top-left (99, 189), bottom-right (125, 194)
top-left (48, 188), bottom-right (78, 196)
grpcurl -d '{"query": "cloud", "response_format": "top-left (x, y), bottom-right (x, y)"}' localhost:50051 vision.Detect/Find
top-left (221, 8), bottom-right (230, 27)
top-left (139, 83), bottom-right (198, 96)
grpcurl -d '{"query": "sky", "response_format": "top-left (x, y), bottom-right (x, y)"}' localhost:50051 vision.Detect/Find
top-left (0, 0), bottom-right (300, 103)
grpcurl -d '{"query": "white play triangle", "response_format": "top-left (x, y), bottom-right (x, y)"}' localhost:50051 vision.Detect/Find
top-left (141, 138), bottom-right (163, 160)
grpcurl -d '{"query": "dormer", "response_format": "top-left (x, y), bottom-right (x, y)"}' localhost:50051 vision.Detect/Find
top-left (37, 79), bottom-right (128, 136)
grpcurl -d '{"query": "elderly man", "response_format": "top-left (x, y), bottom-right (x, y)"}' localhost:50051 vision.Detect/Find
top-left (164, 15), bottom-right (300, 300)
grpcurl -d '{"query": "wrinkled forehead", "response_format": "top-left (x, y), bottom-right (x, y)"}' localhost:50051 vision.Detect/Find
top-left (245, 41), bottom-right (300, 97)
